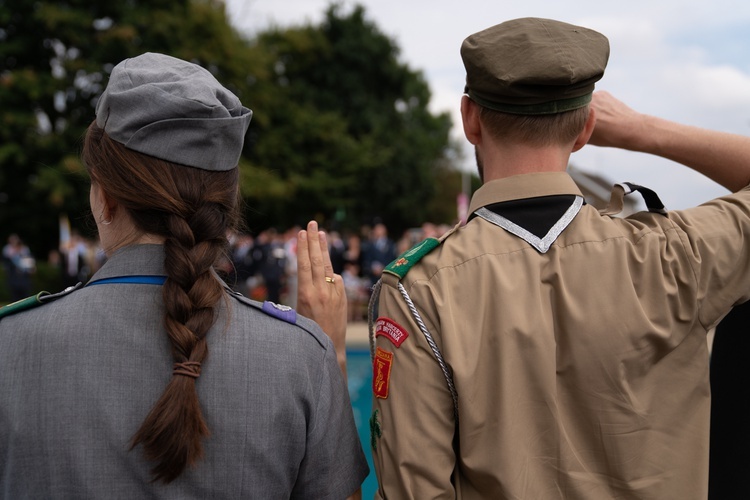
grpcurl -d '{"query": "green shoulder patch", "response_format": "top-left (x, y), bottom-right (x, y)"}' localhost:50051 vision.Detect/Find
top-left (383, 237), bottom-right (441, 280)
top-left (0, 292), bottom-right (50, 320)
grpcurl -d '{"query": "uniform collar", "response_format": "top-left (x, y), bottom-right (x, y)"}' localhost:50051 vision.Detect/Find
top-left (88, 244), bottom-right (166, 283)
top-left (468, 172), bottom-right (583, 214)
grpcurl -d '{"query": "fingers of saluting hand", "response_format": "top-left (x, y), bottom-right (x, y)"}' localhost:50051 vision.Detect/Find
top-left (296, 226), bottom-right (311, 294)
top-left (297, 220), bottom-right (344, 298)
top-left (297, 220), bottom-right (322, 288)
top-left (298, 220), bottom-right (338, 286)
top-left (296, 221), bottom-right (348, 367)
top-left (306, 221), bottom-right (328, 285)
top-left (318, 229), bottom-right (336, 284)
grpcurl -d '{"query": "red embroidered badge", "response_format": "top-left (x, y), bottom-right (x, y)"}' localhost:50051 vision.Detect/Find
top-left (373, 347), bottom-right (394, 399)
top-left (375, 317), bottom-right (409, 348)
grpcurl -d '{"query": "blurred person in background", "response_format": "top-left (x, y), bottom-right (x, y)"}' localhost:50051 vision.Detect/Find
top-left (2, 234), bottom-right (35, 302)
top-left (59, 231), bottom-right (91, 288)
top-left (361, 222), bottom-right (396, 287)
top-left (282, 226), bottom-right (300, 308)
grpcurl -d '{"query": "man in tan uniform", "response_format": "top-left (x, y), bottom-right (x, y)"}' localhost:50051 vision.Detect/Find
top-left (368, 17), bottom-right (750, 499)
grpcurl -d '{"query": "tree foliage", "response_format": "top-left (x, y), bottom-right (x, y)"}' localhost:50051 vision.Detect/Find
top-left (1, 0), bottom-right (465, 257)
top-left (244, 5), bottom-right (456, 234)
top-left (0, 0), bottom-right (264, 253)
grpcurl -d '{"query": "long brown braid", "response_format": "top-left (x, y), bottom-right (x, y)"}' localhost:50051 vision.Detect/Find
top-left (82, 122), bottom-right (241, 483)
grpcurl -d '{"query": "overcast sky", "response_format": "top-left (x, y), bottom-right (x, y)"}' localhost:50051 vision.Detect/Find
top-left (225, 0), bottom-right (750, 209)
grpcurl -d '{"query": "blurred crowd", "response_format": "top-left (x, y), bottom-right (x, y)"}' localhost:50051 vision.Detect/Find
top-left (2, 222), bottom-right (453, 320)
top-left (1, 232), bottom-right (107, 303)
top-left (221, 221), bottom-right (453, 321)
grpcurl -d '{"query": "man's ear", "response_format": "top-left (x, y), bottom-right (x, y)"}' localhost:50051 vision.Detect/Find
top-left (461, 95), bottom-right (482, 146)
top-left (572, 106), bottom-right (596, 152)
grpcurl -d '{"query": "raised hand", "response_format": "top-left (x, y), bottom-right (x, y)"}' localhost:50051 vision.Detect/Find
top-left (296, 220), bottom-right (349, 375)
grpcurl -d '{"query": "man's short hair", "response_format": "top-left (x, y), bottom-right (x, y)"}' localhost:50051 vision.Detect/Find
top-left (478, 105), bottom-right (589, 146)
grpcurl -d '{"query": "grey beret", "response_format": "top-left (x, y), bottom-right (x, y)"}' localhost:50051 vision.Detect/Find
top-left (461, 18), bottom-right (609, 115)
top-left (95, 52), bottom-right (253, 171)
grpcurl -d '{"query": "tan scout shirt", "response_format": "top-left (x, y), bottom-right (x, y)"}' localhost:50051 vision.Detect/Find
top-left (371, 172), bottom-right (750, 499)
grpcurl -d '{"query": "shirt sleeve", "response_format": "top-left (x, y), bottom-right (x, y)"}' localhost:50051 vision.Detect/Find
top-left (664, 185), bottom-right (750, 327)
top-left (291, 336), bottom-right (369, 499)
top-left (371, 275), bottom-right (457, 499)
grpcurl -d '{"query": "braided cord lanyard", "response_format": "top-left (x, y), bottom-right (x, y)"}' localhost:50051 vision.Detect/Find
top-left (368, 279), bottom-right (459, 423)
top-left (367, 280), bottom-right (382, 360)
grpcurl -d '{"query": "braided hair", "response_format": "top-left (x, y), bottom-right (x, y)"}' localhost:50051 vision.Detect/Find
top-left (82, 122), bottom-right (241, 482)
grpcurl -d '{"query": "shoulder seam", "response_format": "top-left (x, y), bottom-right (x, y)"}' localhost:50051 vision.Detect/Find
top-left (226, 290), bottom-right (329, 349)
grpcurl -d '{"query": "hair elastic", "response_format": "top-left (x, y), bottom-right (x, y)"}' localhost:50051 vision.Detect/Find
top-left (173, 361), bottom-right (201, 379)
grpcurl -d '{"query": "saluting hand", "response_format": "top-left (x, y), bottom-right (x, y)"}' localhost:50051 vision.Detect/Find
top-left (588, 91), bottom-right (649, 151)
top-left (296, 220), bottom-right (349, 376)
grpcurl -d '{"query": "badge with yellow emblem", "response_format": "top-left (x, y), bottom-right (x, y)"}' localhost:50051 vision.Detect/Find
top-left (373, 347), bottom-right (394, 399)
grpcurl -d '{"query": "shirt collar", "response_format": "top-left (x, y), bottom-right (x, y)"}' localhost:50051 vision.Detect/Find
top-left (88, 244), bottom-right (166, 283)
top-left (468, 172), bottom-right (583, 214)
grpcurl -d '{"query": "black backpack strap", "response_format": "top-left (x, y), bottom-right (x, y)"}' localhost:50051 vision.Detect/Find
top-left (600, 182), bottom-right (667, 216)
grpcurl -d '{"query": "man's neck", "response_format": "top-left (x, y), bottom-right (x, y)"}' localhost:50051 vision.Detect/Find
top-left (481, 142), bottom-right (572, 182)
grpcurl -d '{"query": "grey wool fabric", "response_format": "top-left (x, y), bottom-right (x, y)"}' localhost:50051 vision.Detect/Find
top-left (0, 245), bottom-right (369, 499)
top-left (95, 52), bottom-right (253, 171)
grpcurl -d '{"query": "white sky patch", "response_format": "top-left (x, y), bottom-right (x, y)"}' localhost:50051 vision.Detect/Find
top-left (662, 64), bottom-right (750, 111)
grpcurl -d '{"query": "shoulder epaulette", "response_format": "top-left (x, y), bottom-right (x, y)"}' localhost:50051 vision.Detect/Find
top-left (226, 287), bottom-right (330, 349)
top-left (0, 283), bottom-right (83, 321)
top-left (383, 237), bottom-right (441, 280)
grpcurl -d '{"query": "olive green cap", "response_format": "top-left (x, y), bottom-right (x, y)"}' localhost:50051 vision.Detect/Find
top-left (461, 17), bottom-right (609, 115)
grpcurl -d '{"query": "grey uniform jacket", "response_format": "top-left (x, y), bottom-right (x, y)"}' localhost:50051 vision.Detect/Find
top-left (0, 244), bottom-right (368, 499)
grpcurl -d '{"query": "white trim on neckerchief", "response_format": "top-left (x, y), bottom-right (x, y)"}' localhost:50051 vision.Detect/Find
top-left (474, 195), bottom-right (584, 253)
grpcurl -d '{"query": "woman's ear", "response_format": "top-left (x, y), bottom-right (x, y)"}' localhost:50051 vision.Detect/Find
top-left (92, 182), bottom-right (118, 224)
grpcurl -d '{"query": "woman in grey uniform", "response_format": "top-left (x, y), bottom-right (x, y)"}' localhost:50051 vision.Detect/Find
top-left (0, 53), bottom-right (368, 499)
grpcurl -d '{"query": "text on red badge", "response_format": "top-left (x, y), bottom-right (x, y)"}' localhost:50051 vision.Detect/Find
top-left (375, 317), bottom-right (409, 348)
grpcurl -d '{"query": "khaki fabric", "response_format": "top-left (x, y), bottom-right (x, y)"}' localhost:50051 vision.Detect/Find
top-left (371, 172), bottom-right (750, 499)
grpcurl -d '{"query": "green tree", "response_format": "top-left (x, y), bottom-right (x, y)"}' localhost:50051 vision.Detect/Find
top-left (1, 0), bottom-right (465, 257)
top-left (0, 0), bottom-right (263, 255)
top-left (244, 4), bottom-right (457, 235)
